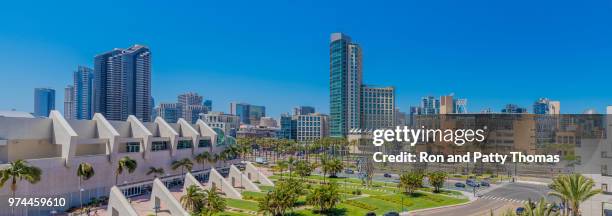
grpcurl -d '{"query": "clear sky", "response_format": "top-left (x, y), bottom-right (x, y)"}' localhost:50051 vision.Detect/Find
top-left (1, 0), bottom-right (611, 118)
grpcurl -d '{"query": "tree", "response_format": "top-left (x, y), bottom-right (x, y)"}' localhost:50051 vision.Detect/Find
top-left (115, 156), bottom-right (137, 185)
top-left (181, 185), bottom-right (204, 213)
top-left (428, 171), bottom-right (447, 193)
top-left (0, 160), bottom-right (42, 215)
top-left (295, 160), bottom-right (314, 180)
top-left (399, 171), bottom-right (424, 195)
top-left (524, 198), bottom-right (559, 216)
top-left (286, 156), bottom-right (297, 178)
top-left (306, 182), bottom-right (341, 213)
top-left (548, 173), bottom-right (601, 216)
top-left (200, 185), bottom-right (226, 216)
top-left (77, 162), bottom-right (95, 208)
top-left (322, 157), bottom-right (344, 178)
top-left (275, 160), bottom-right (288, 179)
top-left (146, 167), bottom-right (164, 178)
top-left (258, 178), bottom-right (304, 216)
top-left (171, 158), bottom-right (193, 176)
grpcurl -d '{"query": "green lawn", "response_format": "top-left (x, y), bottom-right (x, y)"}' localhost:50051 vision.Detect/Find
top-left (234, 173), bottom-right (468, 215)
top-left (226, 198), bottom-right (259, 211)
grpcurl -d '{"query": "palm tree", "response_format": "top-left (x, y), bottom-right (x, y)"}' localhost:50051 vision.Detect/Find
top-left (171, 158), bottom-right (193, 176)
top-left (195, 152), bottom-right (213, 171)
top-left (76, 162), bottom-right (95, 208)
top-left (180, 185), bottom-right (204, 213)
top-left (115, 156), bottom-right (137, 185)
top-left (286, 156), bottom-right (297, 179)
top-left (322, 157), bottom-right (344, 178)
top-left (275, 160), bottom-right (288, 179)
top-left (524, 198), bottom-right (559, 216)
top-left (548, 173), bottom-right (601, 216)
top-left (201, 185), bottom-right (226, 216)
top-left (146, 167), bottom-right (165, 178)
top-left (0, 160), bottom-right (42, 215)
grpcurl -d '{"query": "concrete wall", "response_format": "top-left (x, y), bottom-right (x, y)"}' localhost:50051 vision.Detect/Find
top-left (205, 168), bottom-right (242, 199)
top-left (107, 186), bottom-right (138, 216)
top-left (150, 178), bottom-right (189, 216)
top-left (229, 165), bottom-right (261, 192)
top-left (245, 162), bottom-right (274, 186)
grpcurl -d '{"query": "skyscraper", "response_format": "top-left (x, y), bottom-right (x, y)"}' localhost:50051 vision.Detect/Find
top-left (293, 106), bottom-right (315, 116)
top-left (178, 92), bottom-right (208, 123)
top-left (34, 88), bottom-right (55, 117)
top-left (361, 86), bottom-right (395, 129)
top-left (93, 45), bottom-right (151, 121)
top-left (439, 95), bottom-right (454, 114)
top-left (64, 85), bottom-right (75, 119)
top-left (533, 98), bottom-right (560, 114)
top-left (73, 66), bottom-right (94, 120)
top-left (203, 100), bottom-right (212, 112)
top-left (230, 102), bottom-right (266, 125)
top-left (330, 33), bottom-right (362, 137)
top-left (421, 96), bottom-right (439, 115)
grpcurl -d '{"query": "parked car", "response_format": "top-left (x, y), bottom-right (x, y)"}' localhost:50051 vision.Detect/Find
top-left (516, 207), bottom-right (525, 215)
top-left (480, 181), bottom-right (490, 187)
top-left (383, 173), bottom-right (392, 178)
top-left (455, 182), bottom-right (466, 188)
top-left (255, 157), bottom-right (268, 165)
top-left (365, 212), bottom-right (376, 216)
top-left (466, 181), bottom-right (480, 187)
top-left (383, 212), bottom-right (399, 216)
top-left (345, 169), bottom-right (355, 174)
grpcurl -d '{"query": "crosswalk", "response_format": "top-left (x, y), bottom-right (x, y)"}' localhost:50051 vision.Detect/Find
top-left (479, 195), bottom-right (531, 204)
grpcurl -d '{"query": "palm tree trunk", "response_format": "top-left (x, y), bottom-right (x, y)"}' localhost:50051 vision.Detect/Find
top-left (79, 177), bottom-right (83, 208)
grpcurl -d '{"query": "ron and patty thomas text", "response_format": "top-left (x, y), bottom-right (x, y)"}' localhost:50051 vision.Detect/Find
top-left (372, 152), bottom-right (560, 165)
top-left (370, 126), bottom-right (560, 164)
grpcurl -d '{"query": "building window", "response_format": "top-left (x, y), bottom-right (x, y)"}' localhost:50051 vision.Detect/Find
top-left (198, 139), bottom-right (212, 148)
top-left (603, 183), bottom-right (608, 192)
top-left (177, 140), bottom-right (193, 149)
top-left (152, 141), bottom-right (169, 151)
top-left (126, 142), bottom-right (140, 153)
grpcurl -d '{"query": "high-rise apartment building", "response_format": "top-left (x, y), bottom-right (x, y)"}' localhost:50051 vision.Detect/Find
top-left (533, 98), bottom-right (560, 114)
top-left (178, 92), bottom-right (208, 123)
top-left (361, 86), bottom-right (395, 129)
top-left (421, 96), bottom-right (439, 115)
top-left (34, 88), bottom-right (55, 117)
top-left (94, 45), bottom-right (151, 122)
top-left (330, 33), bottom-right (363, 137)
top-left (73, 66), bottom-right (94, 120)
top-left (439, 95), bottom-right (454, 114)
top-left (64, 85), bottom-right (75, 119)
top-left (293, 106), bottom-right (315, 116)
top-left (230, 102), bottom-right (265, 125)
top-left (156, 103), bottom-right (181, 123)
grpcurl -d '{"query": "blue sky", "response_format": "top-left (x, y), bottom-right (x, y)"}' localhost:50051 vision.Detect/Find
top-left (1, 0), bottom-right (611, 117)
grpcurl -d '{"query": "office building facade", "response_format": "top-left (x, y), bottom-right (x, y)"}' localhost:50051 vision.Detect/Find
top-left (296, 113), bottom-right (329, 142)
top-left (229, 102), bottom-right (265, 125)
top-left (34, 88), bottom-right (55, 117)
top-left (178, 92), bottom-right (208, 123)
top-left (501, 104), bottom-right (528, 114)
top-left (361, 86), bottom-right (395, 130)
top-left (63, 85), bottom-right (75, 119)
top-left (94, 45), bottom-right (151, 122)
top-left (533, 98), bottom-right (560, 114)
top-left (156, 103), bottom-right (181, 123)
top-left (293, 106), bottom-right (315, 116)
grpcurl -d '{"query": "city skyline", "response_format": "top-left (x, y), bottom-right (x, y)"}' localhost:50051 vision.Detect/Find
top-left (1, 0), bottom-right (612, 117)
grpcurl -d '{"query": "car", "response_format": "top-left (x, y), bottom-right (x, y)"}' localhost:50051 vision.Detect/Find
top-left (480, 181), bottom-right (490, 187)
top-left (516, 207), bottom-right (525, 215)
top-left (345, 169), bottom-right (354, 174)
top-left (383, 173), bottom-right (392, 178)
top-left (455, 182), bottom-right (466, 188)
top-left (466, 181), bottom-right (480, 187)
top-left (383, 212), bottom-right (399, 216)
top-left (365, 212), bottom-right (376, 216)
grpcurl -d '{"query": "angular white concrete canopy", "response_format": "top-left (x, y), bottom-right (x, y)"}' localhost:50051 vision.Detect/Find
top-left (229, 164), bottom-right (261, 192)
top-left (245, 162), bottom-right (274, 186)
top-left (107, 186), bottom-right (139, 216)
top-left (205, 168), bottom-right (242, 199)
top-left (49, 110), bottom-right (78, 166)
top-left (151, 178), bottom-right (190, 216)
